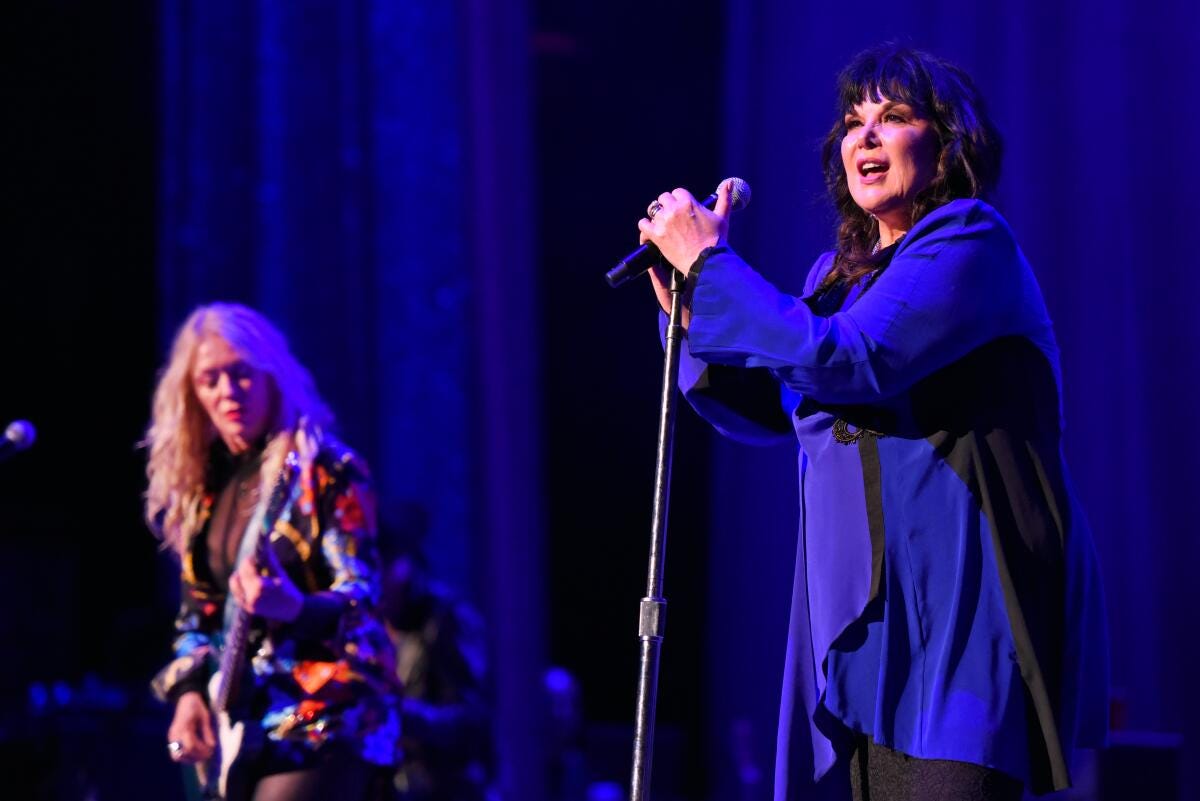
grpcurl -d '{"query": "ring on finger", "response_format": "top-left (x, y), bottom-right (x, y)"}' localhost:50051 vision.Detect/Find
top-left (167, 740), bottom-right (184, 760)
top-left (647, 200), bottom-right (664, 219)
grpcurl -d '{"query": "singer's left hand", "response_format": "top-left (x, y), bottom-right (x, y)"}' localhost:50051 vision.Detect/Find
top-left (637, 180), bottom-right (732, 276)
top-left (230, 545), bottom-right (304, 622)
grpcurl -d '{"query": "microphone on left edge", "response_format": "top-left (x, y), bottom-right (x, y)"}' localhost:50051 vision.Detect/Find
top-left (1, 420), bottom-right (37, 462)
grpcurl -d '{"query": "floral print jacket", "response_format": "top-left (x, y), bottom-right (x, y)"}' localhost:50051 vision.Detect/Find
top-left (152, 428), bottom-right (401, 766)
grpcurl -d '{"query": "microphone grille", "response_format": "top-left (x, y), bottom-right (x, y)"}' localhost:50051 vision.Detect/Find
top-left (726, 177), bottom-right (752, 211)
top-left (5, 419), bottom-right (36, 451)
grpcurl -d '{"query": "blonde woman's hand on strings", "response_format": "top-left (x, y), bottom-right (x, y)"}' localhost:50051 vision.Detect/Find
top-left (230, 545), bottom-right (304, 622)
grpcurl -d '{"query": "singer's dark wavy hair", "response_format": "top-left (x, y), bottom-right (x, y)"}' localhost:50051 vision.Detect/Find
top-left (820, 43), bottom-right (1003, 285)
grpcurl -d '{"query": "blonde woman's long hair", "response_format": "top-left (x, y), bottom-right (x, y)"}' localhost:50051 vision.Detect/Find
top-left (143, 302), bottom-right (334, 555)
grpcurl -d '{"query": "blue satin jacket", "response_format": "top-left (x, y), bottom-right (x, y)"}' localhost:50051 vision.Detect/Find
top-left (673, 199), bottom-right (1109, 797)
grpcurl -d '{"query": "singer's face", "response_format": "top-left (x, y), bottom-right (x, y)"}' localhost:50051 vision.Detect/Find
top-left (191, 335), bottom-right (275, 454)
top-left (841, 96), bottom-right (939, 235)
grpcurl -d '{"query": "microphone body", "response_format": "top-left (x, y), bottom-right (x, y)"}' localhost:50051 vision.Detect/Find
top-left (605, 178), bottom-right (751, 288)
top-left (606, 242), bottom-right (664, 289)
top-left (1, 420), bottom-right (36, 462)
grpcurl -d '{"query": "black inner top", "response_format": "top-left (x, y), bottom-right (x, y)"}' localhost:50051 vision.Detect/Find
top-left (203, 442), bottom-right (265, 592)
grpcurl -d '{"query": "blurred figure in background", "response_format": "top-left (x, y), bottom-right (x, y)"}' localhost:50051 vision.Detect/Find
top-left (377, 501), bottom-right (495, 801)
top-left (544, 665), bottom-right (588, 801)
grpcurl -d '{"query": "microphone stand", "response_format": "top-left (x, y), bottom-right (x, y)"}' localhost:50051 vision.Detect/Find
top-left (628, 265), bottom-right (686, 801)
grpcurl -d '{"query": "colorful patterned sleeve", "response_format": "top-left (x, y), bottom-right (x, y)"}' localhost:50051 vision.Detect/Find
top-left (288, 451), bottom-right (381, 641)
top-left (151, 565), bottom-right (223, 703)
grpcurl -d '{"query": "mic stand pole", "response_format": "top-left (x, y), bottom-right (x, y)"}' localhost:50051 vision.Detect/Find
top-left (629, 265), bottom-right (686, 801)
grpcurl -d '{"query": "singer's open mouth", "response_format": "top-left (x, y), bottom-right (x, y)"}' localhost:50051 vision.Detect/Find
top-left (858, 159), bottom-right (888, 177)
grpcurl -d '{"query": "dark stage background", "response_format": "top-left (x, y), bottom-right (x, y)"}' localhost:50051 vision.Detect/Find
top-left (3, 2), bottom-right (1198, 801)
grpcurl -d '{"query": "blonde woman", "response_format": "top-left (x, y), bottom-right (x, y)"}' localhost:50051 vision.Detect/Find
top-left (146, 303), bottom-right (399, 801)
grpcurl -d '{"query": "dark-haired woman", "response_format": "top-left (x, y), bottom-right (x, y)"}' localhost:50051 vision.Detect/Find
top-left (638, 45), bottom-right (1108, 800)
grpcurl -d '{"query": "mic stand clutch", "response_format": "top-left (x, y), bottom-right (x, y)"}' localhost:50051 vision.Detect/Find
top-left (628, 266), bottom-right (686, 801)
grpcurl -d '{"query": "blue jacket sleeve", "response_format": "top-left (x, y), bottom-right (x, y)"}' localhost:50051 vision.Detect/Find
top-left (661, 311), bottom-right (794, 446)
top-left (685, 199), bottom-right (1046, 405)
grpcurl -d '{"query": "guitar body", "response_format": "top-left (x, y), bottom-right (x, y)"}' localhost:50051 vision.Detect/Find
top-left (198, 670), bottom-right (265, 801)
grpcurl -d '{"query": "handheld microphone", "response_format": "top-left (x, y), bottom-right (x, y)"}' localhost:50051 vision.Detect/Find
top-left (0, 420), bottom-right (36, 463)
top-left (605, 177), bottom-right (751, 288)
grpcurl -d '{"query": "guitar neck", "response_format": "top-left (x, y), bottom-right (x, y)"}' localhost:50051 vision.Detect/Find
top-left (211, 450), bottom-right (300, 714)
top-left (212, 606), bottom-right (252, 713)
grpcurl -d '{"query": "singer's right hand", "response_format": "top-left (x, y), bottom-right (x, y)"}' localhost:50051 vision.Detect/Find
top-left (167, 690), bottom-right (216, 763)
top-left (640, 179), bottom-right (736, 324)
top-left (637, 179), bottom-right (733, 276)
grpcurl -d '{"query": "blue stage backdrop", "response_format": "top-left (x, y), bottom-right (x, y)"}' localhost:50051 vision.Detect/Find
top-left (155, 1), bottom-right (545, 798)
top-left (152, 0), bottom-right (1199, 799)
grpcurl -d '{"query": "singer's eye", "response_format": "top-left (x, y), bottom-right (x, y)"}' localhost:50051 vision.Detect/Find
top-left (844, 118), bottom-right (863, 130)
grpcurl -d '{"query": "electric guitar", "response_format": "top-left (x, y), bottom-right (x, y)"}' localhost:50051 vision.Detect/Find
top-left (193, 450), bottom-right (301, 800)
